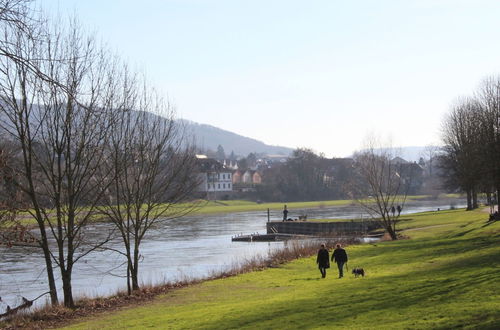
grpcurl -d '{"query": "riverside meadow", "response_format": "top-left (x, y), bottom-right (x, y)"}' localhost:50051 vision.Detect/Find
top-left (3, 206), bottom-right (499, 329)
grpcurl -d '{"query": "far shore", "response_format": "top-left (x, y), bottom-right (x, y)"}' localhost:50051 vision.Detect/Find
top-left (0, 194), bottom-right (461, 228)
top-left (2, 194), bottom-right (463, 229)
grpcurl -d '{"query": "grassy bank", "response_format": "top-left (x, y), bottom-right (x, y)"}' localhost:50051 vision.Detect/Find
top-left (52, 208), bottom-right (499, 329)
top-left (2, 194), bottom-right (460, 228)
top-left (188, 194), bottom-right (455, 216)
top-left (190, 199), bottom-right (354, 215)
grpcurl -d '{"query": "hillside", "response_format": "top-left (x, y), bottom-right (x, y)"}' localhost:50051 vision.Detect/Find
top-left (181, 119), bottom-right (293, 157)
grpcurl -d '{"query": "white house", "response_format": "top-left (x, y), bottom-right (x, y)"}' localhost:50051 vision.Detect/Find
top-left (196, 157), bottom-right (233, 193)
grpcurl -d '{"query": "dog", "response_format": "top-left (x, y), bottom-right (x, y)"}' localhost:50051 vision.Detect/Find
top-left (352, 267), bottom-right (365, 277)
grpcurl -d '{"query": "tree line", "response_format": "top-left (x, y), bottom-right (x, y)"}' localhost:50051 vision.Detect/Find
top-left (0, 0), bottom-right (199, 310)
top-left (440, 76), bottom-right (500, 211)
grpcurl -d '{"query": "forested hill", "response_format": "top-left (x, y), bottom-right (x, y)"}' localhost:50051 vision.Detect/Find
top-left (180, 119), bottom-right (293, 156)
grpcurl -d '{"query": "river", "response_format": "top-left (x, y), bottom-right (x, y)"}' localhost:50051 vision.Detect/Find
top-left (0, 197), bottom-right (464, 311)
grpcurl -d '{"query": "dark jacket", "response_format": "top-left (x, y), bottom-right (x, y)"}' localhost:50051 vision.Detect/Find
top-left (331, 248), bottom-right (348, 263)
top-left (316, 248), bottom-right (330, 268)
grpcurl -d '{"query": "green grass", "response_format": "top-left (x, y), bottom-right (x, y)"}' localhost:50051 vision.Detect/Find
top-left (189, 195), bottom-right (437, 215)
top-left (1, 195), bottom-right (457, 228)
top-left (190, 199), bottom-right (355, 215)
top-left (62, 208), bottom-right (500, 329)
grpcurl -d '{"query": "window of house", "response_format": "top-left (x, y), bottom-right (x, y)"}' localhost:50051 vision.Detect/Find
top-left (218, 183), bottom-right (220, 189)
top-left (223, 183), bottom-right (226, 189)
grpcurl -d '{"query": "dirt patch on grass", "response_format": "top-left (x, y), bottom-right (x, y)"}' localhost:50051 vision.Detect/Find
top-left (0, 281), bottom-right (202, 330)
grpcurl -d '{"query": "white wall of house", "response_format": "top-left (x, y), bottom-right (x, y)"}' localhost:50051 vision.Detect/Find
top-left (199, 171), bottom-right (233, 192)
top-left (242, 171), bottom-right (252, 183)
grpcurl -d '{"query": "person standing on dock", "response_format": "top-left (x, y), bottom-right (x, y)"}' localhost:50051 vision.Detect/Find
top-left (282, 205), bottom-right (288, 221)
top-left (331, 244), bottom-right (348, 278)
top-left (316, 244), bottom-right (330, 278)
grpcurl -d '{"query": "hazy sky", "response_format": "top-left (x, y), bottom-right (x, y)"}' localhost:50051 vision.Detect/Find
top-left (39, 0), bottom-right (500, 157)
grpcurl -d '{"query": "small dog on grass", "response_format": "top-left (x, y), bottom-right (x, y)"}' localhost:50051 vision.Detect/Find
top-left (352, 268), bottom-right (365, 277)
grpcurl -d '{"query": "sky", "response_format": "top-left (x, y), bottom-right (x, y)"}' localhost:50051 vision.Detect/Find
top-left (38, 0), bottom-right (500, 157)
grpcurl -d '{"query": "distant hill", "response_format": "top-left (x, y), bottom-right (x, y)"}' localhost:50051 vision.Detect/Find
top-left (0, 105), bottom-right (293, 157)
top-left (397, 146), bottom-right (439, 162)
top-left (180, 119), bottom-right (293, 157)
top-left (353, 146), bottom-right (442, 162)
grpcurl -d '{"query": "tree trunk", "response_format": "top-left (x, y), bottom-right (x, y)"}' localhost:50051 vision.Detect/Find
top-left (132, 245), bottom-right (140, 291)
top-left (127, 260), bottom-right (131, 295)
top-left (61, 269), bottom-right (74, 308)
top-left (386, 224), bottom-right (398, 240)
top-left (41, 239), bottom-right (58, 305)
top-left (472, 189), bottom-right (478, 209)
top-left (37, 221), bottom-right (59, 305)
top-left (466, 189), bottom-right (473, 210)
top-left (497, 189), bottom-right (500, 213)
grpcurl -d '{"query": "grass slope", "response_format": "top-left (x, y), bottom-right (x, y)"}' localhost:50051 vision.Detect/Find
top-left (64, 209), bottom-right (500, 329)
top-left (188, 194), bottom-right (445, 215)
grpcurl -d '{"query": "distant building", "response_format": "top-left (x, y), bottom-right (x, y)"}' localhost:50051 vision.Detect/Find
top-left (232, 169), bottom-right (262, 185)
top-left (196, 157), bottom-right (233, 193)
top-left (242, 170), bottom-right (262, 184)
top-left (222, 159), bottom-right (238, 170)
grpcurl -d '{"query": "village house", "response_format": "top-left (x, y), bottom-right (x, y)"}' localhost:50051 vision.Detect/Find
top-left (196, 156), bottom-right (233, 194)
top-left (232, 169), bottom-right (263, 192)
top-left (232, 169), bottom-right (262, 185)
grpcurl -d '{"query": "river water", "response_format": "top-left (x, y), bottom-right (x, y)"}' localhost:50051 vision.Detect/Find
top-left (0, 198), bottom-right (464, 310)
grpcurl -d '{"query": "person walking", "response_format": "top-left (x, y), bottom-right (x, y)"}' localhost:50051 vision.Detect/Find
top-left (316, 244), bottom-right (330, 278)
top-left (331, 243), bottom-right (348, 278)
top-left (282, 205), bottom-right (288, 221)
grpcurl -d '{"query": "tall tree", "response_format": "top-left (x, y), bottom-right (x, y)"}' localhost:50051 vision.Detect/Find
top-left (441, 98), bottom-right (483, 210)
top-left (215, 144), bottom-right (225, 160)
top-left (98, 77), bottom-right (200, 293)
top-left (422, 145), bottom-right (440, 178)
top-left (348, 138), bottom-right (413, 240)
top-left (0, 18), bottom-right (117, 307)
top-left (0, 16), bottom-right (59, 305)
top-left (476, 76), bottom-right (500, 209)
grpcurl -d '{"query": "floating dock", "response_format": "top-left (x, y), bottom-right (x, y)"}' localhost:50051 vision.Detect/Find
top-left (231, 233), bottom-right (303, 242)
top-left (266, 220), bottom-right (380, 236)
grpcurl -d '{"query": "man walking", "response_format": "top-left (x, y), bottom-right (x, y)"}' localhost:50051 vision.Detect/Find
top-left (331, 243), bottom-right (348, 278)
top-left (316, 244), bottom-right (330, 278)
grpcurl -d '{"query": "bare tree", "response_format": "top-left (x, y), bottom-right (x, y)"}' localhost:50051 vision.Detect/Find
top-left (421, 144), bottom-right (440, 178)
top-left (476, 76), bottom-right (500, 210)
top-left (348, 137), bottom-right (414, 240)
top-left (0, 18), bottom-right (118, 307)
top-left (0, 19), bottom-right (61, 305)
top-left (97, 77), bottom-right (200, 293)
top-left (440, 98), bottom-right (483, 210)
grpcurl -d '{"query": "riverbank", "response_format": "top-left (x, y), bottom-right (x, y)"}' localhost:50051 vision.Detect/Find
top-left (2, 208), bottom-right (498, 329)
top-left (2, 194), bottom-right (461, 228)
top-left (189, 194), bottom-right (460, 216)
top-left (0, 237), bottom-right (354, 329)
